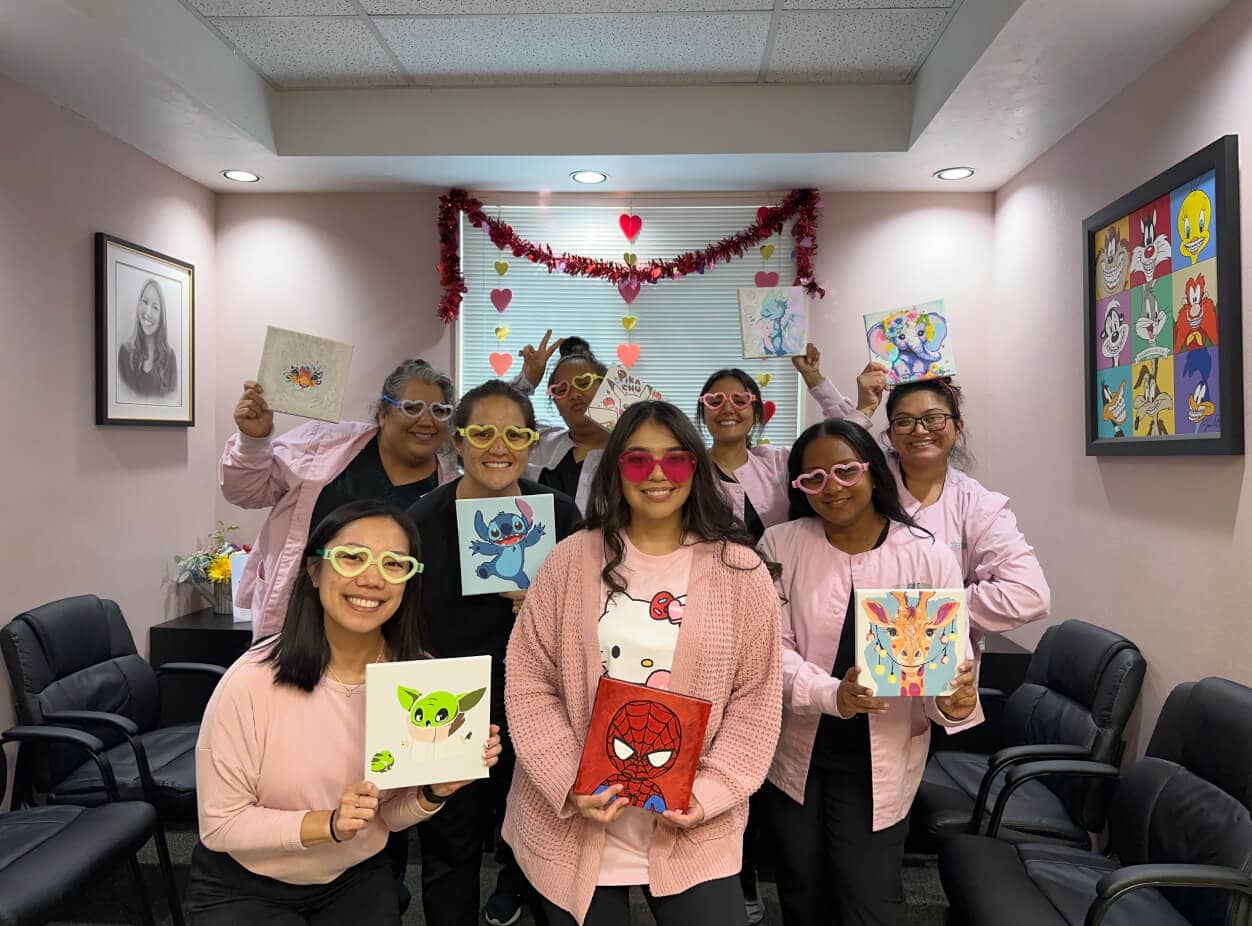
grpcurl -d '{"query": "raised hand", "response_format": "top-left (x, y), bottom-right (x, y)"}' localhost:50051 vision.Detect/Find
top-left (234, 381), bottom-right (274, 439)
top-left (855, 363), bottom-right (891, 417)
top-left (520, 329), bottom-right (564, 388)
top-left (791, 342), bottom-right (824, 388)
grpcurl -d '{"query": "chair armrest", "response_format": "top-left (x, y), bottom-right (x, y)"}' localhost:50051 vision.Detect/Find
top-left (156, 662), bottom-right (226, 679)
top-left (968, 743), bottom-right (1094, 834)
top-left (43, 709), bottom-right (140, 737)
top-left (2, 725), bottom-right (120, 801)
top-left (985, 760), bottom-right (1120, 839)
top-left (977, 687), bottom-right (1006, 701)
top-left (1085, 864), bottom-right (1252, 926)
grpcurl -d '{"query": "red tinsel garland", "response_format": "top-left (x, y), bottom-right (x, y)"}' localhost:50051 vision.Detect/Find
top-left (436, 188), bottom-right (825, 323)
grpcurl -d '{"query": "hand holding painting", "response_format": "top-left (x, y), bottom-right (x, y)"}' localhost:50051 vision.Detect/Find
top-left (233, 381), bottom-right (274, 439)
top-left (836, 666), bottom-right (889, 717)
top-left (855, 363), bottom-right (892, 417)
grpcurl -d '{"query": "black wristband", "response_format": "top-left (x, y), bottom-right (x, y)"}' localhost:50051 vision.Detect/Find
top-left (421, 784), bottom-right (451, 806)
top-left (328, 807), bottom-right (343, 843)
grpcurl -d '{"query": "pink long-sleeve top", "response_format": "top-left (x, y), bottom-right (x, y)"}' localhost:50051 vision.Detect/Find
top-left (824, 386), bottom-right (1051, 633)
top-left (759, 518), bottom-right (983, 831)
top-left (195, 644), bottom-right (439, 885)
top-left (503, 530), bottom-right (783, 925)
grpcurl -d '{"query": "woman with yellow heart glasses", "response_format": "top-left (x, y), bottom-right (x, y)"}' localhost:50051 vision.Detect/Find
top-left (405, 378), bottom-right (583, 926)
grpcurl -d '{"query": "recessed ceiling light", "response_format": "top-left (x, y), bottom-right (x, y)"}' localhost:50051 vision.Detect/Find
top-left (570, 170), bottom-right (608, 185)
top-left (222, 169), bottom-right (260, 183)
top-left (934, 167), bottom-right (975, 181)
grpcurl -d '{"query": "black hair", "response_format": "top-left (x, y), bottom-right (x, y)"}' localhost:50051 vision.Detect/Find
top-left (882, 377), bottom-right (974, 471)
top-left (549, 336), bottom-right (608, 386)
top-left (786, 419), bottom-right (930, 538)
top-left (694, 368), bottom-right (764, 447)
top-left (584, 400), bottom-right (768, 594)
top-left (263, 499), bottom-right (427, 692)
top-left (452, 379), bottom-right (539, 433)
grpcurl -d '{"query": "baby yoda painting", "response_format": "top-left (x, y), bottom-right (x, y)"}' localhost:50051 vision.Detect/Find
top-left (456, 494), bottom-right (557, 595)
top-left (365, 655), bottom-right (492, 789)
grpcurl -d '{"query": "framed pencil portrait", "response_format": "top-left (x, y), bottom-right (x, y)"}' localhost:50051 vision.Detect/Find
top-left (95, 233), bottom-right (195, 426)
top-left (1083, 135), bottom-right (1242, 456)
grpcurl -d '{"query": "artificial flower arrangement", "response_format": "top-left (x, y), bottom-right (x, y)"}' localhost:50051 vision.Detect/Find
top-left (175, 522), bottom-right (250, 612)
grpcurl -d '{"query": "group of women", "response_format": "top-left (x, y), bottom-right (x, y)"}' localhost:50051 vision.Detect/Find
top-left (190, 329), bottom-right (1050, 926)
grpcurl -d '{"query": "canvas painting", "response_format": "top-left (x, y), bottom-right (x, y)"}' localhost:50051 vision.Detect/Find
top-left (854, 589), bottom-right (967, 698)
top-left (573, 676), bottom-right (711, 815)
top-left (257, 326), bottom-right (354, 423)
top-left (456, 494), bottom-right (556, 595)
top-left (364, 655), bottom-right (491, 790)
top-left (864, 300), bottom-right (957, 386)
top-left (737, 286), bottom-right (808, 359)
top-left (1084, 137), bottom-right (1242, 455)
top-left (586, 362), bottom-right (661, 430)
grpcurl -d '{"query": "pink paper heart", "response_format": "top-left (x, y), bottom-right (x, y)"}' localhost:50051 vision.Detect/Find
top-left (618, 278), bottom-right (641, 305)
top-left (755, 271), bottom-right (780, 287)
top-left (618, 214), bottom-right (643, 242)
top-left (490, 288), bottom-right (512, 312)
top-left (617, 343), bottom-right (641, 368)
top-left (761, 400), bottom-right (777, 425)
top-left (489, 352), bottom-right (513, 377)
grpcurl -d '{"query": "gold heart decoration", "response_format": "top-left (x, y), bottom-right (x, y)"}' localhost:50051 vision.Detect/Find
top-left (494, 326), bottom-right (509, 342)
top-left (621, 316), bottom-right (637, 331)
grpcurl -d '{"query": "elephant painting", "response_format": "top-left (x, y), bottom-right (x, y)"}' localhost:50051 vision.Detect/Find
top-left (864, 302), bottom-right (956, 384)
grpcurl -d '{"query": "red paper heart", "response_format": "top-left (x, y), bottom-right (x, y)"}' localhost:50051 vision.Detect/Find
top-left (757, 206), bottom-right (772, 224)
top-left (489, 352), bottom-right (513, 377)
top-left (618, 214), bottom-right (643, 242)
top-left (617, 343), bottom-right (641, 368)
top-left (761, 400), bottom-right (776, 425)
top-left (618, 278), bottom-right (641, 305)
top-left (490, 288), bottom-right (512, 312)
top-left (755, 271), bottom-right (780, 287)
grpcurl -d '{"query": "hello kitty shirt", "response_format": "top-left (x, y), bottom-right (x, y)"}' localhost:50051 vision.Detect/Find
top-left (596, 535), bottom-right (692, 885)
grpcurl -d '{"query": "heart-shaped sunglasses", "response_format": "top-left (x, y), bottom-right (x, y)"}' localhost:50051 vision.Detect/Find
top-left (791, 461), bottom-right (871, 494)
top-left (618, 450), bottom-right (697, 484)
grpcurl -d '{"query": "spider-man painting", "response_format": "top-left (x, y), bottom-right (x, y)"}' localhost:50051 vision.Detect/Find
top-left (593, 700), bottom-right (682, 812)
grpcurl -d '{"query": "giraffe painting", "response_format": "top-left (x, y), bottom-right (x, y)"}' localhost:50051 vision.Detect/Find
top-left (855, 589), bottom-right (967, 697)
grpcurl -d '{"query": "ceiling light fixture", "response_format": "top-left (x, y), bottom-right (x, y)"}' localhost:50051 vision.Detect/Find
top-left (222, 169), bottom-right (260, 183)
top-left (934, 167), bottom-right (975, 181)
top-left (570, 170), bottom-right (608, 185)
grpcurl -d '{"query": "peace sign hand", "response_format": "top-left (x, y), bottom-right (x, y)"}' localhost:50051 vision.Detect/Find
top-left (520, 329), bottom-right (564, 389)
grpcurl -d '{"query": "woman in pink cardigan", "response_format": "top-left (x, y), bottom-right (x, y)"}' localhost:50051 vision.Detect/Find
top-left (758, 419), bottom-right (980, 926)
top-left (504, 401), bottom-right (783, 926)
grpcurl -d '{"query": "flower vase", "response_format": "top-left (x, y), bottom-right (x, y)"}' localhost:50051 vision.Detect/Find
top-left (211, 581), bottom-right (234, 616)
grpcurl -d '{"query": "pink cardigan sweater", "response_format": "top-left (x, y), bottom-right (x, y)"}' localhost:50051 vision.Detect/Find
top-left (760, 518), bottom-right (983, 830)
top-left (503, 530), bottom-right (783, 924)
top-left (219, 421), bottom-right (458, 640)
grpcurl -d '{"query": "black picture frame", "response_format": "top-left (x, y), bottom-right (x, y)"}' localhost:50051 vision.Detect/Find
top-left (1083, 135), bottom-right (1242, 455)
top-left (95, 233), bottom-right (195, 427)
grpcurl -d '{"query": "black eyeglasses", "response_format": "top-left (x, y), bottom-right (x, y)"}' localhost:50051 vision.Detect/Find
top-left (889, 413), bottom-right (955, 435)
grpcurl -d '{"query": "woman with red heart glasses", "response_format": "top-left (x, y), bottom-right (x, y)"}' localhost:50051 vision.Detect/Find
top-left (504, 400), bottom-right (783, 926)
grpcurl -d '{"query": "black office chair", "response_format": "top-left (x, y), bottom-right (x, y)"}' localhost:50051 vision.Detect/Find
top-left (0, 724), bottom-right (166, 926)
top-left (913, 619), bottom-right (1145, 849)
top-left (1, 595), bottom-right (224, 926)
top-left (940, 677), bottom-right (1252, 926)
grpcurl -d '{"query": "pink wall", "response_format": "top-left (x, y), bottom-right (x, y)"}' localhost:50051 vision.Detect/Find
top-left (0, 72), bottom-right (218, 740)
top-left (213, 194), bottom-right (449, 537)
top-left (989, 0), bottom-right (1252, 751)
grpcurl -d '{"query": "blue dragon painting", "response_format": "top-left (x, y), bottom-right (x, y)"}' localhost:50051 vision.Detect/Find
top-left (468, 498), bottom-right (547, 590)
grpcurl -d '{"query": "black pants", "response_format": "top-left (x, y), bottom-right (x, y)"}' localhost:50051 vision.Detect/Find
top-left (739, 790), bottom-right (766, 900)
top-left (417, 720), bottom-right (529, 926)
top-left (184, 842), bottom-right (399, 925)
top-left (760, 767), bottom-right (909, 926)
top-left (539, 875), bottom-right (747, 926)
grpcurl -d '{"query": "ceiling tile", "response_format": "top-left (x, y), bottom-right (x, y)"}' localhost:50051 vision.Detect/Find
top-left (211, 17), bottom-right (409, 87)
top-left (375, 13), bottom-right (772, 86)
top-left (364, 1), bottom-right (770, 11)
top-left (783, 0), bottom-right (951, 8)
top-left (188, 0), bottom-right (356, 14)
top-left (768, 9), bottom-right (948, 83)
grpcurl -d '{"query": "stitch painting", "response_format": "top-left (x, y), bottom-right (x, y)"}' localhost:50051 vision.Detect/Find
top-left (855, 589), bottom-right (967, 697)
top-left (864, 300), bottom-right (957, 385)
top-left (364, 655), bottom-right (491, 789)
top-left (455, 494), bottom-right (556, 595)
top-left (738, 286), bottom-right (808, 359)
top-left (256, 326), bottom-right (354, 423)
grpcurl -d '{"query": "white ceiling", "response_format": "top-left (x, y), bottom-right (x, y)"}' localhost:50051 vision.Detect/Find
top-left (0, 0), bottom-right (1234, 193)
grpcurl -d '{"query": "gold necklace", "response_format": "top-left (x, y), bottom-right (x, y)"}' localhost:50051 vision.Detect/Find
top-left (327, 643), bottom-right (386, 698)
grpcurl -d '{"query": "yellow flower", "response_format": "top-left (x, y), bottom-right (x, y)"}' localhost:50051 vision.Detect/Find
top-left (206, 554), bottom-right (232, 584)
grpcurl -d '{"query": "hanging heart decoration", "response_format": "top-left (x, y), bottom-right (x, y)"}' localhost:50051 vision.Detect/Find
top-left (494, 326), bottom-right (509, 342)
top-left (755, 271), bottom-right (780, 287)
top-left (617, 343), bottom-right (641, 368)
top-left (621, 315), bottom-right (637, 331)
top-left (490, 288), bottom-right (512, 312)
top-left (623, 252), bottom-right (637, 266)
top-left (494, 261), bottom-right (509, 276)
top-left (761, 400), bottom-right (777, 425)
top-left (757, 206), bottom-right (772, 224)
top-left (618, 278), bottom-right (641, 305)
top-left (760, 244), bottom-right (775, 260)
top-left (618, 214), bottom-right (643, 242)
top-left (489, 352), bottom-right (514, 376)
top-left (756, 373), bottom-right (772, 388)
